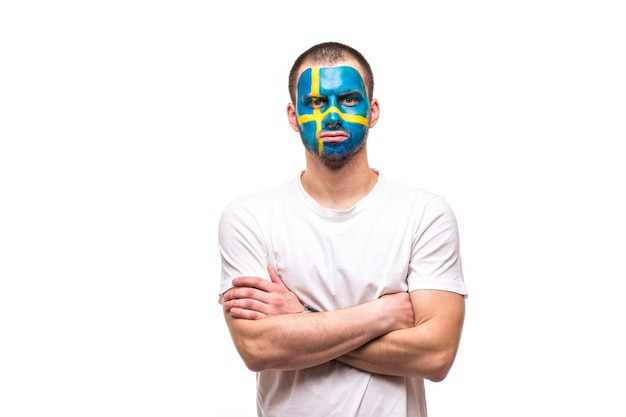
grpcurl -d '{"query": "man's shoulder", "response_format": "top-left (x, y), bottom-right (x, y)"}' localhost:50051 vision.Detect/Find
top-left (378, 174), bottom-right (459, 221)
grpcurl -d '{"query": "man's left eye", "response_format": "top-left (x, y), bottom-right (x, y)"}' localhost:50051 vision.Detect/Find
top-left (341, 97), bottom-right (358, 106)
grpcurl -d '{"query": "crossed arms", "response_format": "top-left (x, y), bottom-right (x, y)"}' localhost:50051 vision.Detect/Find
top-left (221, 265), bottom-right (465, 382)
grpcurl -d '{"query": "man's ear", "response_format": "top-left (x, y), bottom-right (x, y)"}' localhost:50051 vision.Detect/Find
top-left (287, 103), bottom-right (300, 132)
top-left (368, 98), bottom-right (380, 129)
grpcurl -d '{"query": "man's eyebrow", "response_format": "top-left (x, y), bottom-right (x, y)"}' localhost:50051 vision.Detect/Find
top-left (339, 90), bottom-right (365, 97)
top-left (303, 93), bottom-right (325, 100)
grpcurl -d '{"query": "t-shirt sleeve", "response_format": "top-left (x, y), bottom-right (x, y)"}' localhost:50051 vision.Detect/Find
top-left (217, 197), bottom-right (271, 301)
top-left (407, 195), bottom-right (467, 296)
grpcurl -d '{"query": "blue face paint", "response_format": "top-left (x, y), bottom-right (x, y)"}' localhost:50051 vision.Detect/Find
top-left (296, 66), bottom-right (371, 166)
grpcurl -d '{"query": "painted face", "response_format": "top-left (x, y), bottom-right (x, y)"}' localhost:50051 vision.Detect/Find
top-left (295, 66), bottom-right (371, 166)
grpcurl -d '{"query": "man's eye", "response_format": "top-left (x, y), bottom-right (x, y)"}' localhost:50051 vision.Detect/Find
top-left (341, 97), bottom-right (358, 106)
top-left (309, 98), bottom-right (326, 108)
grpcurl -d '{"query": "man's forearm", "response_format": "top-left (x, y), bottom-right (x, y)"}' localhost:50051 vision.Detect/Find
top-left (336, 290), bottom-right (465, 382)
top-left (334, 326), bottom-right (448, 380)
top-left (224, 292), bottom-right (413, 372)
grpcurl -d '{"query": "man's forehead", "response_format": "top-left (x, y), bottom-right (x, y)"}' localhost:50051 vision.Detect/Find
top-left (297, 65), bottom-right (365, 88)
top-left (298, 60), bottom-right (364, 79)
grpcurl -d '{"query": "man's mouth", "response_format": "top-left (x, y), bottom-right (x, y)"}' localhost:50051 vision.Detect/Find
top-left (318, 131), bottom-right (349, 143)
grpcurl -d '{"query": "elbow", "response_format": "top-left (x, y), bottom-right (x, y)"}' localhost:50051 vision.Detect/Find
top-left (421, 350), bottom-right (457, 383)
top-left (235, 339), bottom-right (276, 372)
top-left (240, 349), bottom-right (270, 372)
top-left (426, 365), bottom-right (451, 383)
top-left (225, 316), bottom-right (277, 372)
top-left (242, 356), bottom-right (265, 373)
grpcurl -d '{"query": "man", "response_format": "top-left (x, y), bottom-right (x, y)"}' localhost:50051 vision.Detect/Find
top-left (218, 41), bottom-right (467, 417)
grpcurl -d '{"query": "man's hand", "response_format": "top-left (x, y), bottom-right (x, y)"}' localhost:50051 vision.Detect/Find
top-left (377, 291), bottom-right (415, 330)
top-left (222, 265), bottom-right (305, 319)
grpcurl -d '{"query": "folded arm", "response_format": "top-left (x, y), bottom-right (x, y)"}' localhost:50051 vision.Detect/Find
top-left (223, 266), bottom-right (464, 380)
top-left (335, 289), bottom-right (465, 381)
top-left (221, 266), bottom-right (415, 372)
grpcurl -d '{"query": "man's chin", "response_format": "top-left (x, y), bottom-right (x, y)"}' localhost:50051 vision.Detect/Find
top-left (304, 140), bottom-right (365, 170)
top-left (321, 157), bottom-right (348, 171)
top-left (319, 149), bottom-right (361, 170)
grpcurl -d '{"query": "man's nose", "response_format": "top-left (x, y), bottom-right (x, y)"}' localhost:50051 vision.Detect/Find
top-left (324, 111), bottom-right (342, 128)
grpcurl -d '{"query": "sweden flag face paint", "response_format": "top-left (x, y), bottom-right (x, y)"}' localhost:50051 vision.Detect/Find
top-left (296, 66), bottom-right (371, 164)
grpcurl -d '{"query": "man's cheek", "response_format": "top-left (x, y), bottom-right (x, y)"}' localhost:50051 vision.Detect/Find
top-left (347, 124), bottom-right (367, 142)
top-left (299, 123), bottom-right (318, 146)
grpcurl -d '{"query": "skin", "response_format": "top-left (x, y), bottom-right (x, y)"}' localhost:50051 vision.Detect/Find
top-left (222, 266), bottom-right (416, 373)
top-left (295, 66), bottom-right (371, 169)
top-left (221, 58), bottom-right (466, 381)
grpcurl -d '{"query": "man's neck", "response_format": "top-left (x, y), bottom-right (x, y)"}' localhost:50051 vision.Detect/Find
top-left (300, 153), bottom-right (378, 210)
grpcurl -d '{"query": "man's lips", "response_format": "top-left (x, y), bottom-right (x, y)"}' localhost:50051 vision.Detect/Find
top-left (318, 131), bottom-right (349, 143)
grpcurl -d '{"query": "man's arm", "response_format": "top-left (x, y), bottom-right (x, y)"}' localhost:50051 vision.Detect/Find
top-left (335, 289), bottom-right (465, 382)
top-left (333, 195), bottom-right (467, 381)
top-left (221, 267), bottom-right (415, 372)
top-left (223, 267), bottom-right (465, 381)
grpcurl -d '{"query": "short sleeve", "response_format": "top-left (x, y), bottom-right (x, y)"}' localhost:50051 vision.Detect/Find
top-left (407, 196), bottom-right (467, 296)
top-left (217, 197), bottom-right (271, 300)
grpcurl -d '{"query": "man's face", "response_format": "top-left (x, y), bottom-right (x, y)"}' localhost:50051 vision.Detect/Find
top-left (295, 65), bottom-right (371, 168)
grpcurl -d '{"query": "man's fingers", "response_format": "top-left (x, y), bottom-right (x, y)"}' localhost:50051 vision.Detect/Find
top-left (224, 286), bottom-right (269, 305)
top-left (231, 275), bottom-right (273, 291)
top-left (224, 297), bottom-right (266, 313)
top-left (229, 307), bottom-right (267, 320)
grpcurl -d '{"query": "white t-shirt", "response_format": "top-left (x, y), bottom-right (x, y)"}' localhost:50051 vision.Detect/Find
top-left (218, 172), bottom-right (467, 417)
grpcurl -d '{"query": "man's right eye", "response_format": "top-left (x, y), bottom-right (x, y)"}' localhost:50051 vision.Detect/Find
top-left (309, 98), bottom-right (326, 108)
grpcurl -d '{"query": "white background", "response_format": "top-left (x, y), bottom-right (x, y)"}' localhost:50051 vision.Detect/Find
top-left (1, 1), bottom-right (625, 416)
